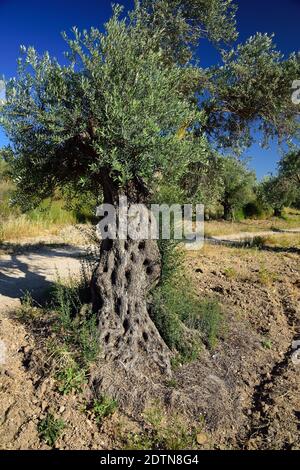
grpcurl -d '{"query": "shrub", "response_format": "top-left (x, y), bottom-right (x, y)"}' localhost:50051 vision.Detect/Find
top-left (242, 236), bottom-right (267, 249)
top-left (56, 363), bottom-right (87, 395)
top-left (52, 277), bottom-right (100, 366)
top-left (243, 201), bottom-right (268, 219)
top-left (186, 298), bottom-right (224, 350)
top-left (150, 274), bottom-right (203, 360)
top-left (233, 207), bottom-right (245, 221)
top-left (151, 242), bottom-right (224, 359)
top-left (46, 276), bottom-right (100, 394)
top-left (38, 414), bottom-right (65, 447)
top-left (85, 396), bottom-right (118, 423)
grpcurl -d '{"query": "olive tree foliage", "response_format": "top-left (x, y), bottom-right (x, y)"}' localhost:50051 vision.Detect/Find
top-left (1, 1), bottom-right (299, 211)
top-left (280, 149), bottom-right (300, 208)
top-left (0, 6), bottom-right (206, 209)
top-left (203, 33), bottom-right (300, 152)
top-left (217, 156), bottom-right (256, 220)
top-left (139, 0), bottom-right (238, 63)
top-left (278, 149), bottom-right (300, 187)
top-left (257, 149), bottom-right (300, 216)
top-left (139, 1), bottom-right (300, 206)
top-left (257, 176), bottom-right (292, 217)
top-left (178, 150), bottom-right (223, 206)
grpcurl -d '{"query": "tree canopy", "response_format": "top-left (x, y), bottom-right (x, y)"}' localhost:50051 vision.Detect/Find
top-left (0, 0), bottom-right (299, 210)
top-left (256, 147), bottom-right (300, 216)
top-left (1, 6), bottom-right (203, 208)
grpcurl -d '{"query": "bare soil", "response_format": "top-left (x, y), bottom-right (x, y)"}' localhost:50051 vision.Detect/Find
top-left (184, 244), bottom-right (300, 449)
top-left (0, 235), bottom-right (299, 450)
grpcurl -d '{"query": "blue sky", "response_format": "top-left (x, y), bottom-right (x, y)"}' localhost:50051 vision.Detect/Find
top-left (0, 0), bottom-right (299, 178)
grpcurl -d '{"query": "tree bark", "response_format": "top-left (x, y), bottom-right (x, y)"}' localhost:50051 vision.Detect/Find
top-left (90, 189), bottom-right (172, 400)
top-left (223, 200), bottom-right (233, 221)
top-left (274, 207), bottom-right (282, 217)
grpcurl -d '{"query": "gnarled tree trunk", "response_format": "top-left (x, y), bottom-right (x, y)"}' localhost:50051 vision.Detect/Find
top-left (90, 188), bottom-right (171, 402)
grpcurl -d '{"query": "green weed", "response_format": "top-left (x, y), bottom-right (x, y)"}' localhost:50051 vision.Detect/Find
top-left (151, 242), bottom-right (224, 359)
top-left (223, 266), bottom-right (238, 279)
top-left (261, 338), bottom-right (272, 350)
top-left (85, 396), bottom-right (118, 423)
top-left (122, 402), bottom-right (200, 450)
top-left (187, 298), bottom-right (224, 350)
top-left (56, 363), bottom-right (87, 395)
top-left (38, 413), bottom-right (65, 447)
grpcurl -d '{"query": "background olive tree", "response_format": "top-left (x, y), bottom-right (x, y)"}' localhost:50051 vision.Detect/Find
top-left (258, 149), bottom-right (300, 216)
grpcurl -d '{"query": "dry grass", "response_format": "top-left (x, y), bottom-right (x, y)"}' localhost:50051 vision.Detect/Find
top-left (0, 176), bottom-right (90, 243)
top-left (0, 180), bottom-right (15, 218)
top-left (0, 190), bottom-right (80, 243)
top-left (0, 214), bottom-right (65, 242)
top-left (204, 209), bottom-right (300, 237)
top-left (262, 233), bottom-right (300, 249)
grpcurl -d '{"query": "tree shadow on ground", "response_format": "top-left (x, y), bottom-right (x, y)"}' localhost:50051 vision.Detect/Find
top-left (0, 246), bottom-right (86, 306)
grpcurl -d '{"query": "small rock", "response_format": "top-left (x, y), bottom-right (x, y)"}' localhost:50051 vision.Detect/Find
top-left (59, 406), bottom-right (66, 414)
top-left (39, 380), bottom-right (48, 396)
top-left (292, 349), bottom-right (300, 366)
top-left (41, 401), bottom-right (48, 411)
top-left (196, 433), bottom-right (208, 445)
top-left (4, 370), bottom-right (14, 379)
top-left (292, 340), bottom-right (300, 351)
top-left (195, 268), bottom-right (203, 274)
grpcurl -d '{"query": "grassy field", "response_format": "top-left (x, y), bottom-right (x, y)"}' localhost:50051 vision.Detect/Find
top-left (260, 232), bottom-right (300, 249)
top-left (204, 208), bottom-right (300, 237)
top-left (0, 176), bottom-right (94, 242)
top-left (0, 198), bottom-right (78, 242)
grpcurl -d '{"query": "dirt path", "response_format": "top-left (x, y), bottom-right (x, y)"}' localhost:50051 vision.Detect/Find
top-left (208, 227), bottom-right (300, 243)
top-left (0, 245), bottom-right (86, 313)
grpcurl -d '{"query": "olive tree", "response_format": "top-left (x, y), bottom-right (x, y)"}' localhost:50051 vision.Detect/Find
top-left (278, 149), bottom-right (300, 187)
top-left (218, 157), bottom-right (256, 220)
top-left (1, 1), bottom-right (299, 392)
top-left (258, 176), bottom-right (291, 217)
top-left (0, 6), bottom-right (205, 381)
top-left (257, 148), bottom-right (300, 216)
